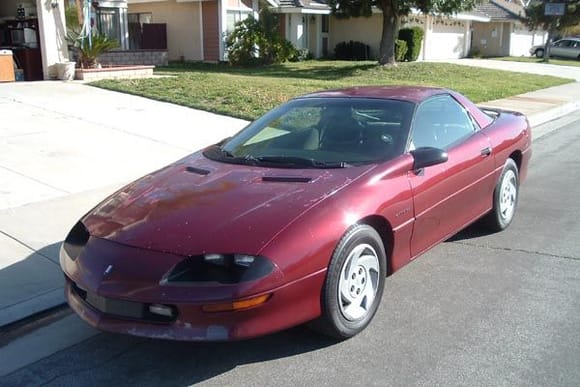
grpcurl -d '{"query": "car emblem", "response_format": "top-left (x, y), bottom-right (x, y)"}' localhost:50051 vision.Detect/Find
top-left (103, 264), bottom-right (113, 277)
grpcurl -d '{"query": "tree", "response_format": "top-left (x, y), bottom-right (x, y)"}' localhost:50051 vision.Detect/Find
top-left (329, 0), bottom-right (479, 65)
top-left (524, 1), bottom-right (580, 61)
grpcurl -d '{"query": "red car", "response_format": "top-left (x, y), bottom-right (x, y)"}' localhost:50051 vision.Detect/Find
top-left (60, 86), bottom-right (531, 341)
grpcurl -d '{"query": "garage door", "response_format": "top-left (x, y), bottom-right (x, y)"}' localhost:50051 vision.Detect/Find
top-left (427, 22), bottom-right (467, 60)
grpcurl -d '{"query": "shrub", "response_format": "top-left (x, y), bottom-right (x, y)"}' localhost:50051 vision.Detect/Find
top-left (225, 11), bottom-right (297, 66)
top-left (334, 41), bottom-right (371, 61)
top-left (67, 32), bottom-right (118, 68)
top-left (395, 39), bottom-right (408, 62)
top-left (467, 47), bottom-right (482, 58)
top-left (398, 27), bottom-right (424, 62)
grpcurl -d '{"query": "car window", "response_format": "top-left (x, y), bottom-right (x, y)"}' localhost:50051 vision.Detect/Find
top-left (555, 40), bottom-right (571, 47)
top-left (215, 98), bottom-right (415, 166)
top-left (410, 94), bottom-right (476, 150)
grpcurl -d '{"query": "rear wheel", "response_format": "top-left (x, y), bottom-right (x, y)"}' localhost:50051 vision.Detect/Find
top-left (535, 49), bottom-right (544, 58)
top-left (311, 224), bottom-right (386, 339)
top-left (484, 158), bottom-right (519, 232)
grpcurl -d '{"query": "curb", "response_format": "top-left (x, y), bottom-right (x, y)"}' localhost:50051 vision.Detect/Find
top-left (0, 288), bottom-right (65, 328)
top-left (527, 99), bottom-right (580, 129)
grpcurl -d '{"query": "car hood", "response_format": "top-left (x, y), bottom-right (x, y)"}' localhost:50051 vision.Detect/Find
top-left (82, 152), bottom-right (373, 256)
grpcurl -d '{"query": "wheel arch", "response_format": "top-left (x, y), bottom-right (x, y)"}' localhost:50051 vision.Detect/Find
top-left (357, 215), bottom-right (394, 276)
top-left (508, 150), bottom-right (522, 172)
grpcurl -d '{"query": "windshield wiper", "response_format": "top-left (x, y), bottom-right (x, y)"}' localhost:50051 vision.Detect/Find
top-left (253, 155), bottom-right (348, 169)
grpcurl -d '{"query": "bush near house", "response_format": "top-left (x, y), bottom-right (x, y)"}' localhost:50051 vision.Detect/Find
top-left (334, 41), bottom-right (372, 61)
top-left (226, 12), bottom-right (297, 66)
top-left (398, 27), bottom-right (424, 62)
top-left (395, 40), bottom-right (408, 62)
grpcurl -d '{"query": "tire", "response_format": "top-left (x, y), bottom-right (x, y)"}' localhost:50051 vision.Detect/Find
top-left (310, 224), bottom-right (386, 339)
top-left (484, 158), bottom-right (519, 232)
top-left (535, 49), bottom-right (544, 58)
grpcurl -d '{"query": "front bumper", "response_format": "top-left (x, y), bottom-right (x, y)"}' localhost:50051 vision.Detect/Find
top-left (60, 237), bottom-right (326, 341)
top-left (64, 270), bottom-right (325, 341)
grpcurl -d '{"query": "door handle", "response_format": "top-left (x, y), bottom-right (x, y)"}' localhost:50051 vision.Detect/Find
top-left (480, 147), bottom-right (492, 157)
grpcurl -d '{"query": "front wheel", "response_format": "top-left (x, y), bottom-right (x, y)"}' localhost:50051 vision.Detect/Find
top-left (535, 49), bottom-right (544, 58)
top-left (484, 158), bottom-right (519, 232)
top-left (310, 224), bottom-right (386, 339)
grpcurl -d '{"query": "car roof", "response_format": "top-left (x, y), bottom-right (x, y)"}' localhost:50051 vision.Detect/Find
top-left (297, 86), bottom-right (449, 104)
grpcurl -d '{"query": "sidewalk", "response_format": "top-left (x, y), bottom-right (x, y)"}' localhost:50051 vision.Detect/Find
top-left (1, 79), bottom-right (579, 328)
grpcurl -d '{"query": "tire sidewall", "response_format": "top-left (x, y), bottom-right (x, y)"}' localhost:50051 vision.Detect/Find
top-left (492, 159), bottom-right (519, 230)
top-left (322, 225), bottom-right (386, 338)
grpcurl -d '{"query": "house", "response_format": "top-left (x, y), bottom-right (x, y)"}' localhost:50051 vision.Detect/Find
top-left (270, 0), bottom-right (489, 60)
top-left (470, 0), bottom-right (547, 57)
top-left (128, 0), bottom-right (258, 62)
top-left (0, 0), bottom-right (69, 80)
top-left (271, 0), bottom-right (547, 60)
top-left (267, 0), bottom-right (331, 58)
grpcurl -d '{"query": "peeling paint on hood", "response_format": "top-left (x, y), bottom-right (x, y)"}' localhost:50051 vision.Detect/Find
top-left (82, 152), bottom-right (373, 256)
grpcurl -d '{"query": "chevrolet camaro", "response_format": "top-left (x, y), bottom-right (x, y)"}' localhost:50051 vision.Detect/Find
top-left (60, 86), bottom-right (532, 341)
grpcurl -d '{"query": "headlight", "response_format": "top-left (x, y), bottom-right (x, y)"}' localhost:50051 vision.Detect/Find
top-left (161, 254), bottom-right (274, 285)
top-left (62, 221), bottom-right (90, 261)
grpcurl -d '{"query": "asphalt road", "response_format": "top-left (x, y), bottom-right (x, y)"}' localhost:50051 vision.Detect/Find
top-left (2, 113), bottom-right (580, 387)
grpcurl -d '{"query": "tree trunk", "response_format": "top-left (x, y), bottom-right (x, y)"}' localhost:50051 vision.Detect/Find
top-left (378, 0), bottom-right (400, 65)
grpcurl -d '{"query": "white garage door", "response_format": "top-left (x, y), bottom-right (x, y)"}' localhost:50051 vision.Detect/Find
top-left (427, 22), bottom-right (467, 60)
top-left (510, 29), bottom-right (547, 57)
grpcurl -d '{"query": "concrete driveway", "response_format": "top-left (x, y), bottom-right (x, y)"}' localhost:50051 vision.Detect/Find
top-left (0, 81), bottom-right (247, 325)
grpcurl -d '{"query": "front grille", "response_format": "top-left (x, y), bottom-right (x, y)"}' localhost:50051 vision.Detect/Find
top-left (70, 281), bottom-right (177, 323)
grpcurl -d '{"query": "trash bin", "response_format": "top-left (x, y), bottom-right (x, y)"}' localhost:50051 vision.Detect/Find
top-left (0, 50), bottom-right (15, 82)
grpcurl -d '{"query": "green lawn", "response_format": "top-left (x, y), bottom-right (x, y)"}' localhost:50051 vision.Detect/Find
top-left (493, 56), bottom-right (580, 67)
top-left (92, 61), bottom-right (571, 121)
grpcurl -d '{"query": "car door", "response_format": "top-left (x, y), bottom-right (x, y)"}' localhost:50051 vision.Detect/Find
top-left (570, 40), bottom-right (580, 59)
top-left (408, 94), bottom-right (495, 258)
top-left (551, 39), bottom-right (572, 58)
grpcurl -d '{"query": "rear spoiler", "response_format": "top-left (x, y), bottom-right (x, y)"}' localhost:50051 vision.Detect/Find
top-left (477, 106), bottom-right (525, 119)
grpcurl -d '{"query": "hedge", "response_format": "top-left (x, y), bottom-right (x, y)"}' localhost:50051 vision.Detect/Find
top-left (334, 41), bottom-right (372, 61)
top-left (398, 27), bottom-right (424, 62)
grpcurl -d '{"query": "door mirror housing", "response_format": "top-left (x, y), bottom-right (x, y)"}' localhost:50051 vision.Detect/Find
top-left (410, 147), bottom-right (448, 170)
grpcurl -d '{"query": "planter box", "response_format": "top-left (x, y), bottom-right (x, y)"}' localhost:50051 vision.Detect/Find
top-left (75, 65), bottom-right (155, 81)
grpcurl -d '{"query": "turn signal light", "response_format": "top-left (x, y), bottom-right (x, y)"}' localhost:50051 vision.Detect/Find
top-left (201, 294), bottom-right (271, 312)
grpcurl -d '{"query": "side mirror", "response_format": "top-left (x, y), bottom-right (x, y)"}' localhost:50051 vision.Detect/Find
top-left (410, 147), bottom-right (448, 170)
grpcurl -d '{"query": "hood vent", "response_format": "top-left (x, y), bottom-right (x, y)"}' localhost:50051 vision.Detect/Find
top-left (262, 176), bottom-right (312, 183)
top-left (185, 166), bottom-right (210, 176)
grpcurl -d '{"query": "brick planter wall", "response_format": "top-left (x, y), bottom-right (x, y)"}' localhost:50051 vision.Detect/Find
top-left (98, 50), bottom-right (168, 66)
top-left (75, 66), bottom-right (155, 81)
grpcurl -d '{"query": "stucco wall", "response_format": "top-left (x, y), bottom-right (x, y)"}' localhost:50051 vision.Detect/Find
top-left (329, 14), bottom-right (467, 61)
top-left (129, 1), bottom-right (203, 61)
top-left (329, 14), bottom-right (382, 59)
top-left (471, 21), bottom-right (509, 57)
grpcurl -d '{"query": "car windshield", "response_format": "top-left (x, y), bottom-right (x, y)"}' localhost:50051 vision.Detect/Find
top-left (204, 97), bottom-right (415, 168)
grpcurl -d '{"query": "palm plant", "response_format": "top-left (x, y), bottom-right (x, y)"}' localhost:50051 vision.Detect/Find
top-left (68, 31), bottom-right (118, 68)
